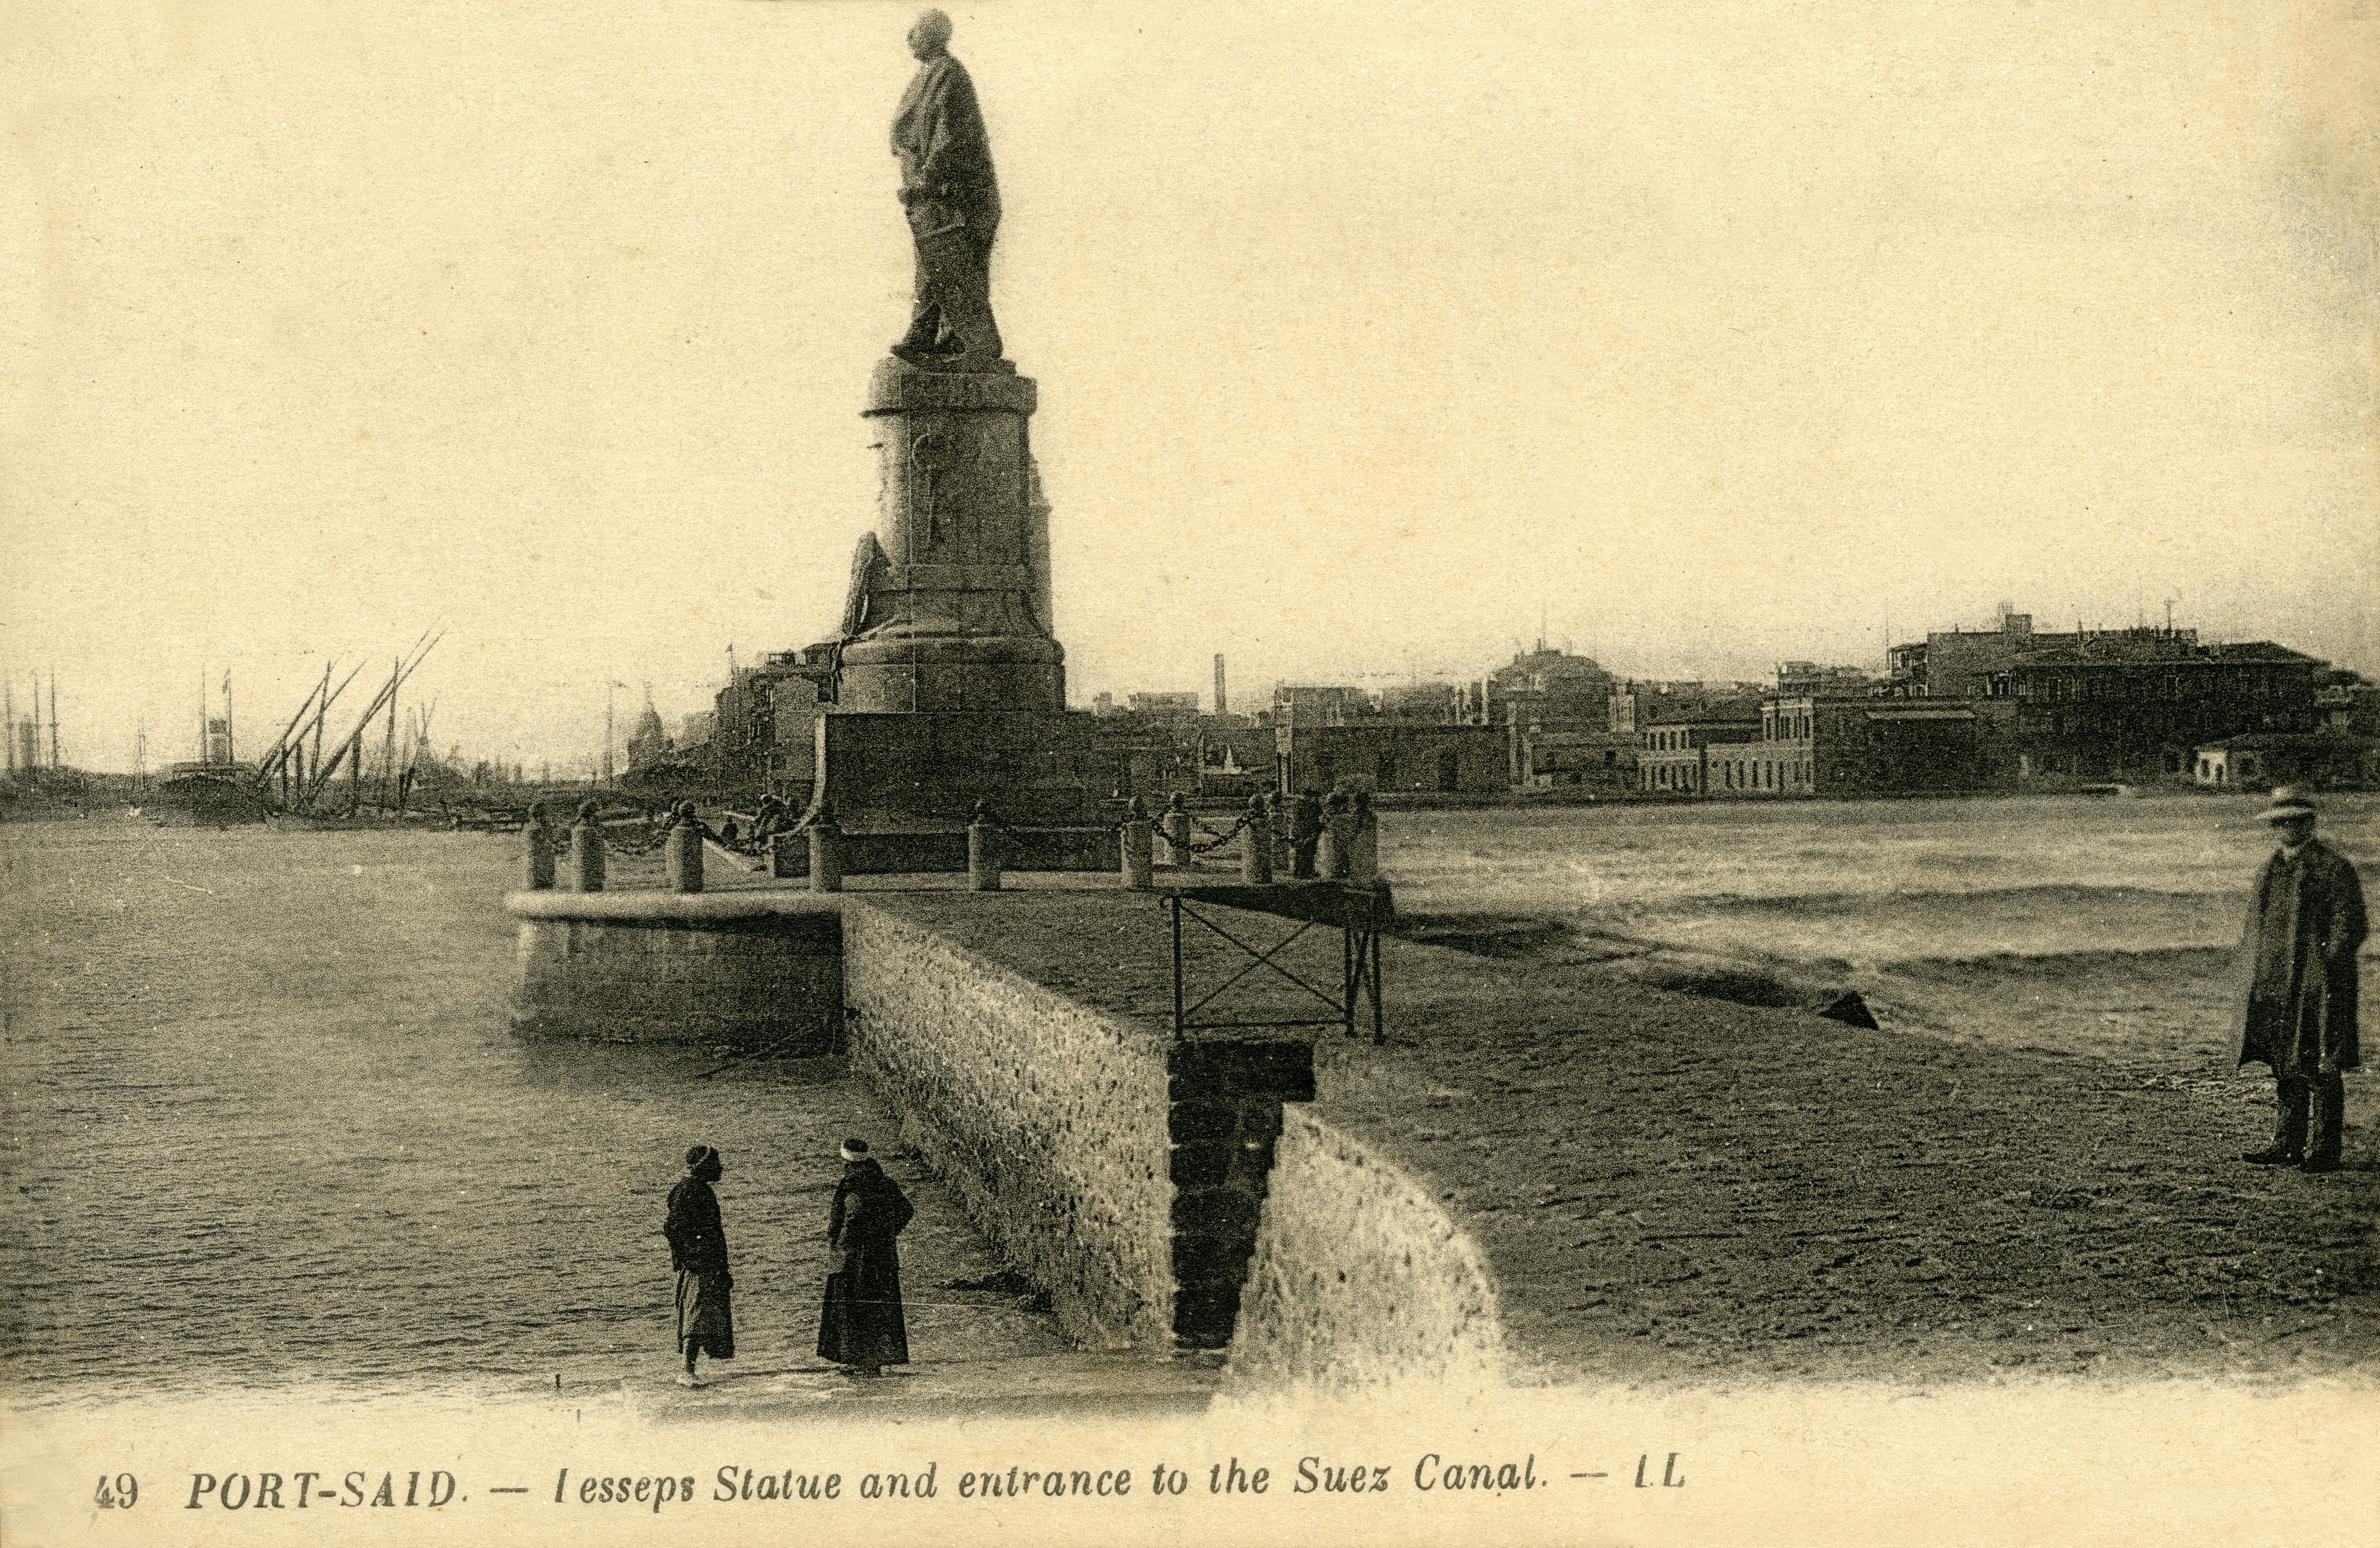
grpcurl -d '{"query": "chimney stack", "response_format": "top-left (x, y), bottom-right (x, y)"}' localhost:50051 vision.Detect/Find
top-left (1213, 653), bottom-right (1228, 717)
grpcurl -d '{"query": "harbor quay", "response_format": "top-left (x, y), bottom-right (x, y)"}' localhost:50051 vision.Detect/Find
top-left (507, 860), bottom-right (2376, 1410)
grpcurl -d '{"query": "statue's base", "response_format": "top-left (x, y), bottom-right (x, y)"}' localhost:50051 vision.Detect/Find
top-left (835, 630), bottom-right (1066, 715)
top-left (815, 709), bottom-right (1107, 830)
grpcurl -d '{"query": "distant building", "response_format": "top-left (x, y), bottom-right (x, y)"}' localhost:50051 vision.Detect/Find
top-left (1517, 729), bottom-right (1635, 792)
top-left (2194, 733), bottom-right (2377, 791)
top-left (1888, 608), bottom-right (2327, 783)
top-left (1488, 647), bottom-right (1614, 733)
top-left (1272, 685), bottom-right (1374, 727)
top-left (710, 654), bottom-right (822, 800)
top-left (1635, 700), bottom-right (1762, 794)
top-left (1378, 681), bottom-right (1465, 724)
top-left (2317, 671), bottom-right (2379, 737)
top-left (1127, 691), bottom-right (1202, 725)
top-left (1700, 695), bottom-right (1985, 797)
top-left (1274, 721), bottom-right (1502, 795)
top-left (1487, 646), bottom-right (1616, 786)
top-left (1775, 662), bottom-right (1876, 698)
top-left (624, 702), bottom-right (669, 771)
top-left (1607, 680), bottom-right (1766, 736)
top-left (1195, 723), bottom-right (1275, 797)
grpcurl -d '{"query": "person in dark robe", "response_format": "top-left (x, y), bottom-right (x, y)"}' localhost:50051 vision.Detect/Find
top-left (664, 1145), bottom-right (735, 1386)
top-left (817, 1137), bottom-right (914, 1376)
top-left (2232, 789), bottom-right (2367, 1173)
top-left (888, 9), bottom-right (1003, 372)
top-left (1290, 789), bottom-right (1325, 880)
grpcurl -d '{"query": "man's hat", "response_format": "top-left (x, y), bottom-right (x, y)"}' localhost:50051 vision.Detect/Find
top-left (2256, 786), bottom-right (2317, 823)
top-left (840, 1137), bottom-right (870, 1160)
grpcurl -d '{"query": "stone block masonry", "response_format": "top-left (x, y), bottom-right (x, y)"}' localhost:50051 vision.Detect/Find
top-left (839, 893), bottom-right (1319, 1352)
top-left (1224, 1107), bottom-right (1503, 1396)
top-left (507, 891), bottom-right (843, 1051)
top-left (1167, 1039), bottom-right (1314, 1346)
top-left (840, 898), bottom-right (1175, 1349)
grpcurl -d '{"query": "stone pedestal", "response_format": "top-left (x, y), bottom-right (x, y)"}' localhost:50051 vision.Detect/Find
top-left (799, 357), bottom-right (1106, 832)
top-left (836, 360), bottom-right (1063, 715)
top-left (814, 709), bottom-right (1104, 829)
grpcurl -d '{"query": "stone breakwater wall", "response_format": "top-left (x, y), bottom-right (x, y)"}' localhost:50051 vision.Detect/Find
top-left (841, 899), bottom-right (1175, 1350)
top-left (1223, 1106), bottom-right (1505, 1396)
top-left (839, 898), bottom-right (1313, 1352)
top-left (507, 891), bottom-right (843, 1050)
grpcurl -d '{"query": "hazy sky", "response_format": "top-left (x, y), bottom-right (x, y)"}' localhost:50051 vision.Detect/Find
top-left (6, 0), bottom-right (2374, 772)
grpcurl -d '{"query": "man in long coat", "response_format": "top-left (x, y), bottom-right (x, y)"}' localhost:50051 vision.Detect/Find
top-left (2233, 789), bottom-right (2368, 1173)
top-left (664, 1145), bottom-right (735, 1386)
top-left (818, 1137), bottom-right (914, 1376)
top-left (889, 10), bottom-right (1003, 371)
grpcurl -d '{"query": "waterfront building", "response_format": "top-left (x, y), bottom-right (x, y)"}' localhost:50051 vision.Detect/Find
top-left (1701, 695), bottom-right (1985, 797)
top-left (1517, 728), bottom-right (1635, 792)
top-left (1607, 680), bottom-right (1767, 736)
top-left (1887, 607), bottom-right (2327, 783)
top-left (2193, 733), bottom-right (2378, 791)
top-left (1636, 701), bottom-right (1761, 794)
top-left (709, 654), bottom-right (822, 800)
top-left (2001, 639), bottom-right (2322, 781)
top-left (1273, 719), bottom-right (1502, 795)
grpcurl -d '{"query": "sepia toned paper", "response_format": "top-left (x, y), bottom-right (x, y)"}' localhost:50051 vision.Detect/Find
top-left (4, 1), bottom-right (2375, 1544)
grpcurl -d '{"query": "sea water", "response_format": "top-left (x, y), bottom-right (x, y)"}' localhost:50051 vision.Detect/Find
top-left (1382, 791), bottom-right (2377, 1066)
top-left (0, 822), bottom-right (1067, 1407)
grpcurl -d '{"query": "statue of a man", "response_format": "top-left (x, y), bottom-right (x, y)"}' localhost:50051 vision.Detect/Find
top-left (890, 10), bottom-right (1003, 372)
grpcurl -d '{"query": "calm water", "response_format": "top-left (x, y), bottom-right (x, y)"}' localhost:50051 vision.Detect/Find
top-left (4, 794), bottom-right (2372, 1404)
top-left (0, 823), bottom-right (1067, 1408)
top-left (1382, 791), bottom-right (2377, 1065)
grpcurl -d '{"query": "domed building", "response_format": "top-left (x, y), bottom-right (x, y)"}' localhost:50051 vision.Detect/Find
top-left (624, 699), bottom-right (670, 772)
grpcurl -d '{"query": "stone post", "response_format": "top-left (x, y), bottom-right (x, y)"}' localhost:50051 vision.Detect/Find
top-left (1348, 790), bottom-right (1379, 885)
top-left (809, 808), bottom-right (844, 894)
top-left (768, 833), bottom-right (803, 879)
top-left (1161, 793), bottom-right (1192, 868)
top-left (1120, 796), bottom-right (1154, 891)
top-left (968, 803), bottom-right (1004, 891)
top-left (1240, 794), bottom-right (1274, 885)
top-left (568, 800), bottom-right (606, 893)
top-left (664, 804), bottom-right (704, 894)
top-left (1319, 794), bottom-right (1355, 881)
top-left (523, 802), bottom-right (556, 891)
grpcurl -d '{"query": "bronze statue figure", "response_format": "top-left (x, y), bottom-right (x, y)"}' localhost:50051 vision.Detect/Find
top-left (890, 10), bottom-right (1003, 372)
